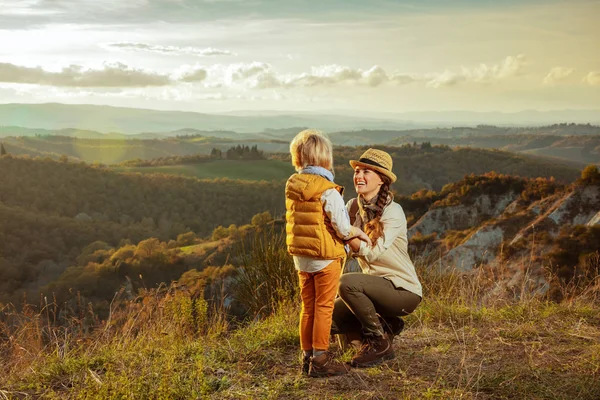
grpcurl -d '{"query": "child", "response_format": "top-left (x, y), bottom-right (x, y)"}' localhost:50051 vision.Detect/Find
top-left (285, 129), bottom-right (371, 377)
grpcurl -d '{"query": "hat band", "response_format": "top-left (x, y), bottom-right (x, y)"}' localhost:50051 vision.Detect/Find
top-left (358, 157), bottom-right (389, 171)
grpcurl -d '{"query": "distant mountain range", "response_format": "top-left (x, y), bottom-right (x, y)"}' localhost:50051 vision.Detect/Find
top-left (1, 103), bottom-right (600, 134)
top-left (0, 103), bottom-right (422, 134)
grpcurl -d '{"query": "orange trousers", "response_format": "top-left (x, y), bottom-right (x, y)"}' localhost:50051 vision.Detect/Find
top-left (298, 259), bottom-right (342, 351)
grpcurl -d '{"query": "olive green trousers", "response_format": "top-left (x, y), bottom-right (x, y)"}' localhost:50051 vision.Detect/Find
top-left (331, 272), bottom-right (421, 337)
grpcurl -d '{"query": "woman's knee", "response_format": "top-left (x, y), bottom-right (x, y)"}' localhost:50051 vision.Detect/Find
top-left (338, 273), bottom-right (362, 297)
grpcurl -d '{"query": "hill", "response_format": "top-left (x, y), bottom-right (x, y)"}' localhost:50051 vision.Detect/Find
top-left (114, 159), bottom-right (293, 181)
top-left (329, 144), bottom-right (581, 195)
top-left (403, 170), bottom-right (600, 299)
top-left (1, 227), bottom-right (598, 399)
top-left (0, 150), bottom-right (589, 306)
top-left (2, 103), bottom-right (600, 134)
top-left (0, 151), bottom-right (598, 398)
top-left (0, 155), bottom-right (284, 305)
top-left (0, 135), bottom-right (291, 164)
top-left (0, 103), bottom-right (419, 134)
top-left (384, 134), bottom-right (600, 166)
top-left (2, 123), bottom-right (599, 167)
top-left (112, 145), bottom-right (581, 195)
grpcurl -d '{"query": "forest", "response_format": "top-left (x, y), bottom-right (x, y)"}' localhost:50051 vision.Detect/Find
top-left (0, 154), bottom-right (283, 306)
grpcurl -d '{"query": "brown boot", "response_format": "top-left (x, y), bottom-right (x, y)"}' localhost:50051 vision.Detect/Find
top-left (337, 331), bottom-right (363, 351)
top-left (350, 334), bottom-right (395, 368)
top-left (309, 351), bottom-right (349, 377)
top-left (378, 315), bottom-right (405, 337)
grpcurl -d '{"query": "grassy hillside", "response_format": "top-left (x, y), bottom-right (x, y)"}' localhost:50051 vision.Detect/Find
top-left (114, 159), bottom-right (293, 181)
top-left (328, 145), bottom-right (581, 195)
top-left (384, 134), bottom-right (600, 166)
top-left (2, 124), bottom-right (599, 166)
top-left (113, 145), bottom-right (580, 195)
top-left (1, 254), bottom-right (598, 399)
top-left (0, 136), bottom-right (290, 164)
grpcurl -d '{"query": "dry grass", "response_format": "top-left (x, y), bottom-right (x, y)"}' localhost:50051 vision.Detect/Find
top-left (1, 256), bottom-right (599, 399)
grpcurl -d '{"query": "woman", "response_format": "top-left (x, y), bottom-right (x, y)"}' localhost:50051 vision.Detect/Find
top-left (331, 148), bottom-right (422, 368)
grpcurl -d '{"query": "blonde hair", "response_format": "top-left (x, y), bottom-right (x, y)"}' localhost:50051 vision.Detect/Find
top-left (289, 129), bottom-right (334, 172)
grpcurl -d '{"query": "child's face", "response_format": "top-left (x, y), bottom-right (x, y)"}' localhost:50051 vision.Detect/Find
top-left (353, 167), bottom-right (383, 201)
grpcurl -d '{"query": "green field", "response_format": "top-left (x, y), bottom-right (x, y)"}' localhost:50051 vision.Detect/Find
top-left (113, 159), bottom-right (294, 181)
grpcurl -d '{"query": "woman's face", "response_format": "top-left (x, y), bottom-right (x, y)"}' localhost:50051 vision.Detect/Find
top-left (353, 166), bottom-right (383, 201)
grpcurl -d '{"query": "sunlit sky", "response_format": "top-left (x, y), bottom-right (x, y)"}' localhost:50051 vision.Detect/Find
top-left (1, 0), bottom-right (599, 114)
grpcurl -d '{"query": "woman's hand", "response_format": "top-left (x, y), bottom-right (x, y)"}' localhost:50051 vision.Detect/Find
top-left (347, 237), bottom-right (362, 252)
top-left (357, 231), bottom-right (372, 247)
top-left (348, 231), bottom-right (371, 252)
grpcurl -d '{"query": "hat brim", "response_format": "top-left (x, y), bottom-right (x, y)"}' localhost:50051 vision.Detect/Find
top-left (349, 159), bottom-right (397, 183)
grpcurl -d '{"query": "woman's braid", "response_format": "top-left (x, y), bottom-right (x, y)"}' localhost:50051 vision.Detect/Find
top-left (364, 176), bottom-right (391, 244)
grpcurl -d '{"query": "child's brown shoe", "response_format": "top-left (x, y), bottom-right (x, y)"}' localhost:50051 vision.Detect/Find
top-left (308, 351), bottom-right (349, 377)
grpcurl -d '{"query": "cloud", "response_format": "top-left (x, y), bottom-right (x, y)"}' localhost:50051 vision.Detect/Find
top-left (1, 0), bottom-right (58, 15)
top-left (230, 55), bottom-right (526, 90)
top-left (0, 55), bottom-right (529, 92)
top-left (0, 62), bottom-right (173, 87)
top-left (104, 42), bottom-right (236, 57)
top-left (543, 67), bottom-right (574, 85)
top-left (204, 62), bottom-right (282, 89)
top-left (173, 65), bottom-right (209, 83)
top-left (426, 70), bottom-right (466, 88)
top-left (215, 63), bottom-right (419, 89)
top-left (583, 71), bottom-right (600, 86)
top-left (426, 54), bottom-right (527, 88)
top-left (228, 62), bottom-right (273, 82)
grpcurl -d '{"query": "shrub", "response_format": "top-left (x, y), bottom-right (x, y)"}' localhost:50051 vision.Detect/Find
top-left (579, 164), bottom-right (600, 184)
top-left (231, 226), bottom-right (297, 318)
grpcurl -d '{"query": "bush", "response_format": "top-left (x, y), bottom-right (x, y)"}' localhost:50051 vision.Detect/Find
top-left (579, 164), bottom-right (600, 184)
top-left (231, 226), bottom-right (297, 318)
top-left (176, 231), bottom-right (197, 246)
top-left (211, 225), bottom-right (229, 241)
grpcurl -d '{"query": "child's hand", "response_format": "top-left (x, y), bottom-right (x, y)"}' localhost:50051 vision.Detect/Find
top-left (357, 231), bottom-right (372, 247)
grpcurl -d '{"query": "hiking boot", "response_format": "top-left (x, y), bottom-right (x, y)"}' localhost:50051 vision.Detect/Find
top-left (337, 331), bottom-right (364, 351)
top-left (301, 353), bottom-right (311, 375)
top-left (308, 351), bottom-right (349, 377)
top-left (379, 315), bottom-right (405, 337)
top-left (350, 334), bottom-right (395, 368)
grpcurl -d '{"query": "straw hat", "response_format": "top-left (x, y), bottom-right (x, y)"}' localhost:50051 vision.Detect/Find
top-left (349, 148), bottom-right (397, 183)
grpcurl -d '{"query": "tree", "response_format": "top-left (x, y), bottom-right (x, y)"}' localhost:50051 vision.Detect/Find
top-left (0, 143), bottom-right (6, 156)
top-left (251, 211), bottom-right (273, 227)
top-left (580, 164), bottom-right (600, 184)
top-left (177, 231), bottom-right (197, 246)
top-left (210, 148), bottom-right (222, 159)
top-left (211, 225), bottom-right (229, 241)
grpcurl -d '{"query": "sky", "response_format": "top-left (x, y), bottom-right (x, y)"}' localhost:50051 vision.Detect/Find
top-left (0, 0), bottom-right (599, 115)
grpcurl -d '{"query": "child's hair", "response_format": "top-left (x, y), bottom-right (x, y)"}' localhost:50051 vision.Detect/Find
top-left (289, 129), bottom-right (333, 172)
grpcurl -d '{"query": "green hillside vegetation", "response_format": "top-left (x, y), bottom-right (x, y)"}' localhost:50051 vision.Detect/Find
top-left (0, 155), bottom-right (284, 305)
top-left (0, 149), bottom-right (584, 307)
top-left (327, 123), bottom-right (599, 144)
top-left (327, 144), bottom-right (580, 195)
top-left (42, 234), bottom-right (239, 318)
top-left (0, 136), bottom-right (290, 164)
top-left (3, 123), bottom-right (599, 167)
top-left (114, 143), bottom-right (580, 196)
top-left (1, 231), bottom-right (598, 399)
top-left (115, 159), bottom-right (293, 181)
top-left (384, 134), bottom-right (600, 166)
